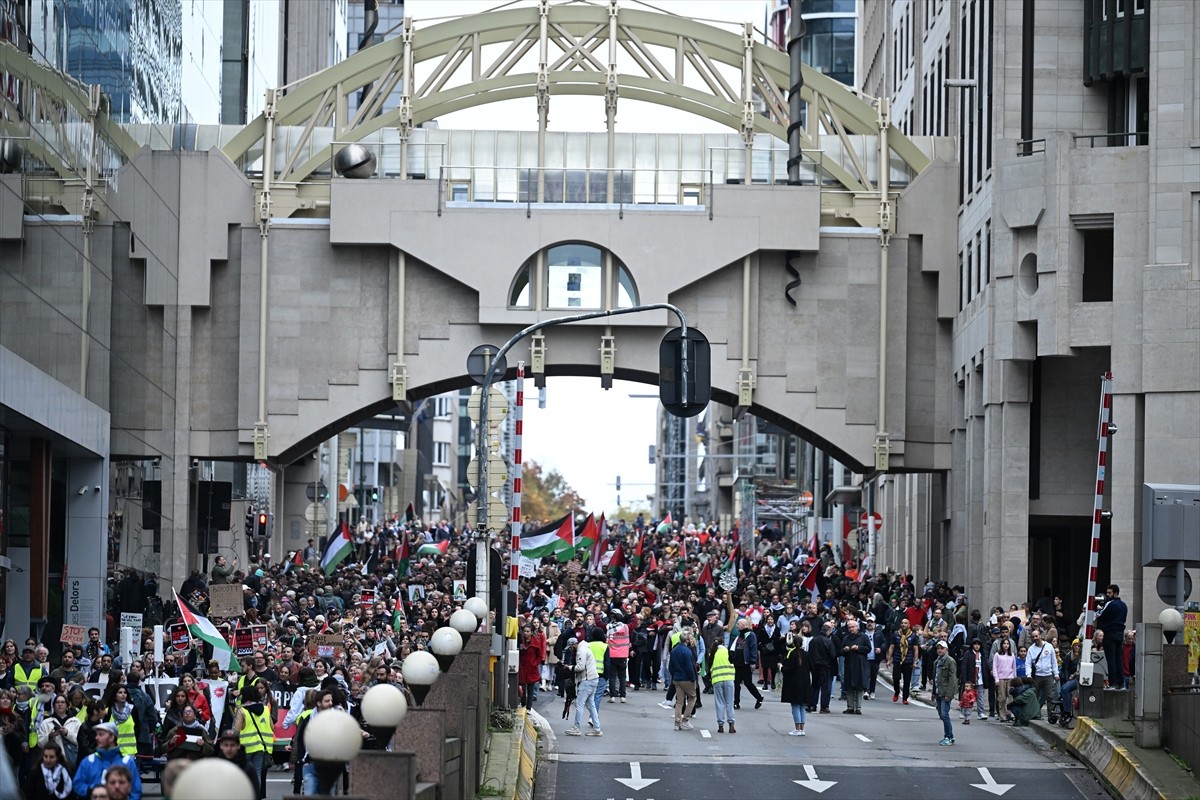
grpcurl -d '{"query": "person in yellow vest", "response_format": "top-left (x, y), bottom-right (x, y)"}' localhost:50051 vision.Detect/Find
top-left (13, 646), bottom-right (43, 691)
top-left (100, 682), bottom-right (141, 757)
top-left (233, 680), bottom-right (275, 799)
top-left (709, 642), bottom-right (737, 733)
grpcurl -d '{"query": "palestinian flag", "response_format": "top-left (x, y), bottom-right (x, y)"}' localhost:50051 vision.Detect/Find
top-left (656, 512), bottom-right (673, 534)
top-left (395, 537), bottom-right (411, 578)
top-left (697, 561), bottom-right (714, 587)
top-left (589, 538), bottom-right (610, 576)
top-left (405, 502), bottom-right (417, 523)
top-left (646, 551), bottom-right (658, 574)
top-left (283, 549), bottom-right (304, 574)
top-left (718, 545), bottom-right (739, 578)
top-left (519, 513), bottom-right (575, 560)
top-left (631, 532), bottom-right (644, 570)
top-left (321, 521), bottom-right (354, 575)
top-left (174, 590), bottom-right (239, 673)
top-left (607, 543), bottom-right (627, 579)
top-left (416, 540), bottom-right (450, 557)
top-left (574, 513), bottom-right (600, 558)
top-left (800, 562), bottom-right (820, 601)
top-left (392, 604), bottom-right (406, 633)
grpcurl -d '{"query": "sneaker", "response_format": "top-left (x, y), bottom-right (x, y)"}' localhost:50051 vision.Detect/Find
top-left (679, 721), bottom-right (694, 730)
top-left (963, 719), bottom-right (970, 725)
top-left (674, 723), bottom-right (682, 731)
top-left (978, 714), bottom-right (987, 720)
top-left (755, 699), bottom-right (763, 710)
top-left (893, 694), bottom-right (899, 702)
top-left (788, 729), bottom-right (804, 736)
top-left (734, 703), bottom-right (741, 710)
top-left (565, 727), bottom-right (582, 736)
top-left (938, 737), bottom-right (950, 746)
top-left (842, 709), bottom-right (855, 714)
top-left (586, 729), bottom-right (603, 736)
top-left (621, 697), bottom-right (627, 704)
top-left (658, 701), bottom-right (674, 709)
top-left (903, 699), bottom-right (909, 705)
top-left (607, 697), bottom-right (615, 703)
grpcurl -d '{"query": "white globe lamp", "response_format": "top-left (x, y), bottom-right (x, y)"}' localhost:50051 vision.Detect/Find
top-left (304, 708), bottom-right (364, 794)
top-left (173, 758), bottom-right (255, 800)
top-left (402, 649), bottom-right (441, 706)
top-left (450, 608), bottom-right (480, 648)
top-left (361, 683), bottom-right (408, 748)
top-left (1159, 607), bottom-right (1184, 645)
top-left (431, 626), bottom-right (464, 672)
top-left (464, 597), bottom-right (488, 628)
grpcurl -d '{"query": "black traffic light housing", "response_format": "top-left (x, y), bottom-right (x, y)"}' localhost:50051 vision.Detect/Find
top-left (659, 327), bottom-right (711, 418)
top-left (370, 487), bottom-right (379, 503)
top-left (256, 512), bottom-right (269, 539)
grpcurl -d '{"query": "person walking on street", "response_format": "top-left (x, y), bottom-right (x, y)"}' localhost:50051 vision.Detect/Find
top-left (668, 631), bottom-right (699, 731)
top-left (708, 642), bottom-right (736, 733)
top-left (934, 640), bottom-right (959, 746)
top-left (565, 633), bottom-right (602, 737)
top-left (888, 618), bottom-right (919, 704)
top-left (808, 622), bottom-right (836, 713)
top-left (839, 618), bottom-right (870, 714)
top-left (731, 619), bottom-right (764, 710)
top-left (779, 621), bottom-right (812, 736)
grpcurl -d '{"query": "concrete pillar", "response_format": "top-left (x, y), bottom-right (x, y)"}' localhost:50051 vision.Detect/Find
top-left (66, 455), bottom-right (109, 638)
top-left (164, 306), bottom-right (194, 590)
top-left (983, 362), bottom-right (1032, 611)
top-left (1109, 392), bottom-right (1144, 626)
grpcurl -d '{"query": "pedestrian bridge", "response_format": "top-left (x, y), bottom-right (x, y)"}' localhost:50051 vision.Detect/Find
top-left (0, 1), bottom-right (959, 569)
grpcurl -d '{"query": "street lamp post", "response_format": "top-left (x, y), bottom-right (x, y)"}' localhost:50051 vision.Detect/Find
top-left (472, 303), bottom-right (697, 706)
top-left (304, 708), bottom-right (364, 796)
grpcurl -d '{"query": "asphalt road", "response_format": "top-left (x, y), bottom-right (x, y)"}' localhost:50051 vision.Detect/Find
top-left (534, 679), bottom-right (1111, 800)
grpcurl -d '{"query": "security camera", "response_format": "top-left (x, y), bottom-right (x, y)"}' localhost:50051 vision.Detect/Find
top-left (191, 459), bottom-right (200, 469)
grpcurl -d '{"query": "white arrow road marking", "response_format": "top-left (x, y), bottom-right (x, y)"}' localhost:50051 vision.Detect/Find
top-left (700, 729), bottom-right (712, 738)
top-left (970, 767), bottom-right (1015, 796)
top-left (794, 764), bottom-right (838, 794)
top-left (615, 762), bottom-right (659, 791)
top-left (854, 734), bottom-right (871, 742)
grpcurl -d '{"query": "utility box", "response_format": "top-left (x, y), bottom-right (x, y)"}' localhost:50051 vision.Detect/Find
top-left (1141, 484), bottom-right (1200, 566)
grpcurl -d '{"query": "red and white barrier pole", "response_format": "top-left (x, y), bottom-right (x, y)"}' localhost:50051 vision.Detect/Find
top-left (1080, 371), bottom-right (1113, 686)
top-left (509, 363), bottom-right (524, 601)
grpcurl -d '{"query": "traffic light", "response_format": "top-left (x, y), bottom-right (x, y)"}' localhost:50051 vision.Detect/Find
top-left (245, 508), bottom-right (255, 537)
top-left (659, 327), bottom-right (711, 418)
top-left (369, 486), bottom-right (379, 503)
top-left (255, 512), bottom-right (269, 539)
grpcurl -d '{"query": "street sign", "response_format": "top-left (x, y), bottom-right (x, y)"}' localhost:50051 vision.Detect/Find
top-left (1156, 565), bottom-right (1193, 605)
top-left (860, 511), bottom-right (882, 530)
top-left (305, 482), bottom-right (328, 502)
top-left (337, 483), bottom-right (350, 502)
top-left (799, 491), bottom-right (814, 507)
top-left (467, 344), bottom-right (508, 385)
top-left (467, 386), bottom-right (509, 423)
top-left (304, 503), bottom-right (328, 524)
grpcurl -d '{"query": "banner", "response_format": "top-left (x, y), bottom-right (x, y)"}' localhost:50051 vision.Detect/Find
top-left (120, 613), bottom-right (144, 653)
top-left (1184, 611), bottom-right (1200, 675)
top-left (453, 579), bottom-right (468, 599)
top-left (60, 625), bottom-right (86, 646)
top-left (233, 628), bottom-right (255, 658)
top-left (169, 624), bottom-right (191, 652)
top-left (200, 679), bottom-right (229, 733)
top-left (208, 584), bottom-right (245, 618)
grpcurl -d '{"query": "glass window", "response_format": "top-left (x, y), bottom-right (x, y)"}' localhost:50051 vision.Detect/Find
top-left (617, 263), bottom-right (639, 308)
top-left (510, 262), bottom-right (531, 307)
top-left (546, 243), bottom-right (603, 309)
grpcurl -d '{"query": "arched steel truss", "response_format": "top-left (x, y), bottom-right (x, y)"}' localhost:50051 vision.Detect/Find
top-left (221, 1), bottom-right (931, 193)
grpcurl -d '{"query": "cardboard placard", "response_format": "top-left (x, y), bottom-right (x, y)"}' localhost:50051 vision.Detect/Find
top-left (359, 589), bottom-right (375, 607)
top-left (307, 633), bottom-right (343, 660)
top-left (60, 624), bottom-right (86, 646)
top-left (169, 624), bottom-right (191, 652)
top-left (208, 583), bottom-right (245, 618)
top-left (453, 579), bottom-right (468, 599)
top-left (232, 627), bottom-right (255, 658)
top-left (120, 611), bottom-right (144, 638)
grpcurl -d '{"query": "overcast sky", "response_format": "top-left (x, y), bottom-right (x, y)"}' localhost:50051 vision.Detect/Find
top-left (404, 0), bottom-right (767, 514)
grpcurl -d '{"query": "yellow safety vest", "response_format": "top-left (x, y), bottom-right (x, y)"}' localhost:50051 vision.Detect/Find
top-left (26, 698), bottom-right (40, 748)
top-left (115, 714), bottom-right (137, 756)
top-left (13, 663), bottom-right (42, 691)
top-left (710, 647), bottom-right (735, 684)
top-left (588, 642), bottom-right (608, 676)
top-left (240, 706), bottom-right (275, 754)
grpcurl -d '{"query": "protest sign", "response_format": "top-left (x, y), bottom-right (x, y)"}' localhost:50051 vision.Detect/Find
top-left (453, 579), bottom-right (468, 599)
top-left (359, 589), bottom-right (375, 607)
top-left (208, 583), bottom-right (245, 617)
top-left (232, 627), bottom-right (255, 658)
top-left (307, 633), bottom-right (343, 660)
top-left (169, 624), bottom-right (191, 652)
top-left (60, 625), bottom-right (86, 646)
top-left (252, 624), bottom-right (268, 652)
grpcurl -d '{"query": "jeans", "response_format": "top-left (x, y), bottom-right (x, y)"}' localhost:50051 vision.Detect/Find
top-left (936, 697), bottom-right (954, 740)
top-left (790, 703), bottom-right (807, 725)
top-left (575, 678), bottom-right (602, 730)
top-left (302, 763), bottom-right (319, 795)
top-left (593, 674), bottom-right (607, 712)
top-left (867, 658), bottom-right (880, 694)
top-left (911, 657), bottom-right (922, 690)
top-left (245, 751), bottom-right (266, 799)
top-left (712, 680), bottom-right (735, 725)
top-left (1059, 679), bottom-right (1078, 718)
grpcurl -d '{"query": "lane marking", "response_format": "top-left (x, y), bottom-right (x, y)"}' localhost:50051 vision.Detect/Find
top-left (700, 729), bottom-right (712, 738)
top-left (854, 733), bottom-right (872, 742)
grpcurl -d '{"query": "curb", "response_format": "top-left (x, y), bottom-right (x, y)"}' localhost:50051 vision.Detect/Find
top-left (1031, 717), bottom-right (1173, 800)
top-left (514, 708), bottom-right (539, 800)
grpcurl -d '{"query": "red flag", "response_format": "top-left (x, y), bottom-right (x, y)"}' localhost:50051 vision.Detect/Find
top-left (697, 561), bottom-right (713, 586)
top-left (678, 536), bottom-right (687, 560)
top-left (608, 543), bottom-right (625, 570)
top-left (800, 563), bottom-right (820, 599)
top-left (647, 551), bottom-right (658, 573)
top-left (632, 532), bottom-right (644, 568)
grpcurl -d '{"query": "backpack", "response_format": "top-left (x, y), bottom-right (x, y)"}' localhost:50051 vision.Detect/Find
top-left (632, 628), bottom-right (648, 651)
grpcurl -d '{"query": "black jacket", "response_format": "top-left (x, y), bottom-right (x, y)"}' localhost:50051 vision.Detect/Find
top-left (808, 633), bottom-right (836, 668)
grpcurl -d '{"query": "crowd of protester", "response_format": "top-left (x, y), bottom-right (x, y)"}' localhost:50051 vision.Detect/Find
top-left (0, 512), bottom-right (1138, 797)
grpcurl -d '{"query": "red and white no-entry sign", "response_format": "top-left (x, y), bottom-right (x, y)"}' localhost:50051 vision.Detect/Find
top-left (860, 511), bottom-right (882, 530)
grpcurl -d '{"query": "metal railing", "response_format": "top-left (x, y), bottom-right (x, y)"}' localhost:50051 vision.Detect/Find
top-left (1072, 131), bottom-right (1147, 148)
top-left (1016, 138), bottom-right (1046, 156)
top-left (434, 165), bottom-right (713, 218)
top-left (328, 139), bottom-right (447, 179)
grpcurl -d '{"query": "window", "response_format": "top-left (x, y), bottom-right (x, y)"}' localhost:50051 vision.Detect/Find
top-left (434, 442), bottom-right (450, 466)
top-left (1081, 229), bottom-right (1114, 302)
top-left (510, 242), bottom-right (639, 310)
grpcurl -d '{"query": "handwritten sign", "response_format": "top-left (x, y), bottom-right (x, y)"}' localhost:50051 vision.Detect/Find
top-left (307, 633), bottom-right (343, 660)
top-left (60, 625), bottom-right (86, 646)
top-left (208, 583), bottom-right (244, 618)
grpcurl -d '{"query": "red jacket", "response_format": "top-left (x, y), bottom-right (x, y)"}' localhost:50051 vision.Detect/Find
top-left (517, 633), bottom-right (546, 684)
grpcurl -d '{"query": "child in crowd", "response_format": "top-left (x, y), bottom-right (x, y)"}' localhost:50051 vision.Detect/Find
top-left (959, 681), bottom-right (978, 724)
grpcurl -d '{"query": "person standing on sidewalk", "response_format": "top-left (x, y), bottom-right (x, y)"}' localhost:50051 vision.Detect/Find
top-left (839, 618), bottom-right (870, 715)
top-left (808, 622), bottom-right (836, 713)
top-left (708, 642), bottom-right (736, 733)
top-left (888, 618), bottom-right (920, 704)
top-left (933, 640), bottom-right (959, 746)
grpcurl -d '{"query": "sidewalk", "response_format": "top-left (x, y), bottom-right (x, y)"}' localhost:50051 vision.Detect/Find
top-left (1027, 715), bottom-right (1199, 800)
top-left (481, 708), bottom-right (541, 800)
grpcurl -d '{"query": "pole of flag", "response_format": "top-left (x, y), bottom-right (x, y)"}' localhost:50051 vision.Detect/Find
top-left (510, 363), bottom-right (524, 601)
